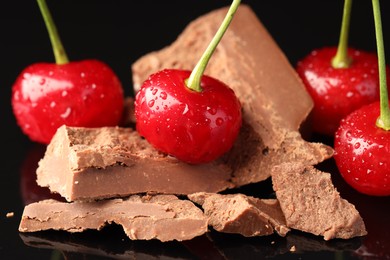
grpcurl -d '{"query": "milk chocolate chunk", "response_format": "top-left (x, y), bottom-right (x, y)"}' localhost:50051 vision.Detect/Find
top-left (188, 192), bottom-right (290, 237)
top-left (36, 125), bottom-right (234, 201)
top-left (271, 164), bottom-right (367, 240)
top-left (131, 4), bottom-right (334, 185)
top-left (19, 194), bottom-right (208, 242)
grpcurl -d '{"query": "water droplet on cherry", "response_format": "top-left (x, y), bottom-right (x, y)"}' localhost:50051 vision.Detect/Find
top-left (160, 91), bottom-right (167, 100)
top-left (216, 118), bottom-right (224, 126)
top-left (62, 91), bottom-right (68, 97)
top-left (207, 107), bottom-right (217, 115)
top-left (180, 103), bottom-right (189, 115)
top-left (39, 78), bottom-right (46, 85)
top-left (148, 100), bottom-right (155, 108)
top-left (60, 107), bottom-right (72, 119)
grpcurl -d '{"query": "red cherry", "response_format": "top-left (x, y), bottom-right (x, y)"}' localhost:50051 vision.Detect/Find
top-left (296, 46), bottom-right (390, 136)
top-left (334, 101), bottom-right (390, 196)
top-left (12, 60), bottom-right (124, 144)
top-left (135, 69), bottom-right (242, 164)
top-left (11, 0), bottom-right (124, 144)
top-left (135, 0), bottom-right (242, 164)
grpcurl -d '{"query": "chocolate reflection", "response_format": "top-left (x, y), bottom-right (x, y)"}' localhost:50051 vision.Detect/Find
top-left (19, 143), bottom-right (64, 205)
top-left (351, 195), bottom-right (390, 259)
top-left (208, 229), bottom-right (362, 259)
top-left (20, 227), bottom-right (197, 259)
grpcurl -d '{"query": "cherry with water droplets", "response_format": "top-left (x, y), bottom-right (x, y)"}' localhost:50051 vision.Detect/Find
top-left (11, 0), bottom-right (124, 144)
top-left (334, 0), bottom-right (390, 196)
top-left (296, 0), bottom-right (390, 136)
top-left (135, 69), bottom-right (242, 164)
top-left (134, 0), bottom-right (242, 164)
top-left (334, 101), bottom-right (390, 196)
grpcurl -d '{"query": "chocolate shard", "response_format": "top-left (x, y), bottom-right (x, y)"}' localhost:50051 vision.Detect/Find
top-left (36, 125), bottom-right (234, 202)
top-left (18, 194), bottom-right (208, 242)
top-left (131, 4), bottom-right (334, 185)
top-left (271, 163), bottom-right (367, 240)
top-left (188, 192), bottom-right (290, 237)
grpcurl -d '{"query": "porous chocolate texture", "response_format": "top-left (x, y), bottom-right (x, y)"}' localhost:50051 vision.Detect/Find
top-left (271, 163), bottom-right (367, 240)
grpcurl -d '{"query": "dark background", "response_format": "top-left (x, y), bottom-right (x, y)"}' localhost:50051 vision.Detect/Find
top-left (1, 0), bottom-right (390, 259)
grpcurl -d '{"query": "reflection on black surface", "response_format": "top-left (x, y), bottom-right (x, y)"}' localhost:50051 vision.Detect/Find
top-left (20, 226), bottom-right (196, 259)
top-left (207, 229), bottom-right (363, 259)
top-left (19, 144), bottom-right (64, 205)
top-left (20, 229), bottom-right (365, 260)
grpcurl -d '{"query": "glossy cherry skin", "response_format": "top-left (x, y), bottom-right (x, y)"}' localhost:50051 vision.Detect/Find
top-left (135, 69), bottom-right (242, 164)
top-left (296, 46), bottom-right (390, 136)
top-left (334, 101), bottom-right (390, 196)
top-left (12, 59), bottom-right (124, 144)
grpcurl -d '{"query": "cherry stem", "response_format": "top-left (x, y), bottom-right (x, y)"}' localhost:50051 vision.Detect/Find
top-left (372, 0), bottom-right (390, 130)
top-left (331, 0), bottom-right (353, 68)
top-left (186, 0), bottom-right (241, 92)
top-left (37, 0), bottom-right (69, 65)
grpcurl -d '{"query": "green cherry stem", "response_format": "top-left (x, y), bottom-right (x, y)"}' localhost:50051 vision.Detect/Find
top-left (186, 0), bottom-right (241, 92)
top-left (372, 0), bottom-right (390, 130)
top-left (331, 0), bottom-right (353, 68)
top-left (37, 0), bottom-right (69, 65)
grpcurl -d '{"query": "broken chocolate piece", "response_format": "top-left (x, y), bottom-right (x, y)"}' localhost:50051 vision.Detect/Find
top-left (131, 4), bottom-right (334, 185)
top-left (271, 164), bottom-right (367, 240)
top-left (19, 194), bottom-right (208, 242)
top-left (225, 122), bottom-right (334, 187)
top-left (188, 192), bottom-right (289, 237)
top-left (36, 125), bottom-right (234, 201)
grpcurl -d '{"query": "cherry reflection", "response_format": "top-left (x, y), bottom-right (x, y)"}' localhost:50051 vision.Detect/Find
top-left (20, 144), bottom-right (64, 205)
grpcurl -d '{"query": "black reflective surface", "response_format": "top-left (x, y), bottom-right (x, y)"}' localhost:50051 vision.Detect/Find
top-left (1, 1), bottom-right (390, 259)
